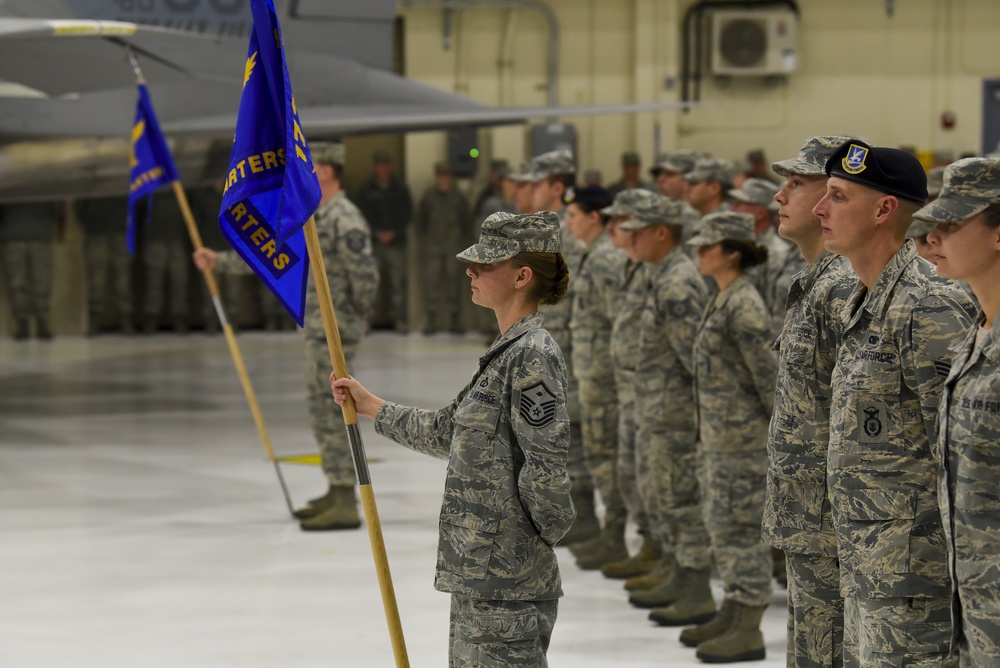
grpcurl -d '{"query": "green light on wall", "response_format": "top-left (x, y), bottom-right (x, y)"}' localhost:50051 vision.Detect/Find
top-left (469, 148), bottom-right (480, 158)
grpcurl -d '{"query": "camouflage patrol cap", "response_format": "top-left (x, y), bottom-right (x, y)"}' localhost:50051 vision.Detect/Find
top-left (526, 149), bottom-right (576, 180)
top-left (686, 211), bottom-right (756, 247)
top-left (684, 157), bottom-right (736, 185)
top-left (771, 136), bottom-right (853, 177)
top-left (926, 165), bottom-right (946, 198)
top-left (311, 142), bottom-right (346, 166)
top-left (619, 196), bottom-right (686, 231)
top-left (601, 188), bottom-right (659, 216)
top-left (913, 157), bottom-right (1000, 226)
top-left (457, 211), bottom-right (561, 263)
top-left (510, 158), bottom-right (536, 183)
top-left (622, 151), bottom-right (641, 165)
top-left (650, 150), bottom-right (699, 176)
top-left (728, 178), bottom-right (780, 208)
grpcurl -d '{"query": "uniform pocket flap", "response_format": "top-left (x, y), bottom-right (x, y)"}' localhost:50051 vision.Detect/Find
top-left (459, 610), bottom-right (539, 643)
top-left (440, 499), bottom-right (500, 533)
top-left (843, 488), bottom-right (915, 521)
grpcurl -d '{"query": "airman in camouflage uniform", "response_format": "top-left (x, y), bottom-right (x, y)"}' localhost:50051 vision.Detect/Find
top-left (815, 141), bottom-right (976, 667)
top-left (334, 211), bottom-right (574, 667)
top-left (729, 177), bottom-right (807, 338)
top-left (195, 143), bottom-right (378, 530)
top-left (564, 185), bottom-right (629, 570)
top-left (685, 156), bottom-right (735, 217)
top-left (619, 197), bottom-right (714, 626)
top-left (518, 152), bottom-right (596, 546)
top-left (138, 188), bottom-right (191, 333)
top-left (75, 196), bottom-right (134, 335)
top-left (688, 212), bottom-right (777, 663)
top-left (416, 161), bottom-right (473, 334)
top-left (599, 188), bottom-right (662, 580)
top-left (913, 157), bottom-right (1000, 667)
top-left (760, 136), bottom-right (857, 668)
top-left (0, 201), bottom-right (60, 339)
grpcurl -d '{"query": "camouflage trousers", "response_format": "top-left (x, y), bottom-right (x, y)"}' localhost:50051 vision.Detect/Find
top-left (305, 337), bottom-right (358, 486)
top-left (786, 552), bottom-right (844, 667)
top-left (638, 424), bottom-right (709, 569)
top-left (84, 234), bottom-right (132, 317)
top-left (373, 244), bottom-right (408, 327)
top-left (613, 368), bottom-right (648, 533)
top-left (699, 450), bottom-right (773, 606)
top-left (1, 241), bottom-right (52, 320)
top-left (422, 249), bottom-right (465, 329)
top-left (143, 240), bottom-right (188, 320)
top-left (448, 595), bottom-right (558, 668)
top-left (843, 595), bottom-right (956, 668)
top-left (578, 375), bottom-right (626, 527)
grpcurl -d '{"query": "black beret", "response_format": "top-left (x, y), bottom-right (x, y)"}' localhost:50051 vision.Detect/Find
top-left (563, 184), bottom-right (613, 212)
top-left (824, 140), bottom-right (928, 205)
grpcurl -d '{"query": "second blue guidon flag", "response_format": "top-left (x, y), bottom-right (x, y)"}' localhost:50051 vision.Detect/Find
top-left (219, 0), bottom-right (321, 326)
top-left (127, 83), bottom-right (179, 255)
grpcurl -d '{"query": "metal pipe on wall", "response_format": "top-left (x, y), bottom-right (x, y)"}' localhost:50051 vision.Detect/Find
top-left (398, 0), bottom-right (561, 107)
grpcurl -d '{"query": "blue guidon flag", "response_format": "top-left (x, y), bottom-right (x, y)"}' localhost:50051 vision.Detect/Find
top-left (219, 0), bottom-right (321, 326)
top-left (127, 83), bottom-right (180, 255)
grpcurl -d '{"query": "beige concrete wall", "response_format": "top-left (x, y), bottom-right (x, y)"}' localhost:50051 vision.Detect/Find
top-left (400, 0), bottom-right (999, 198)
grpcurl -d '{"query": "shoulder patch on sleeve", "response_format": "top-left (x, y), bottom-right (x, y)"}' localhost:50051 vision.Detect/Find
top-left (517, 380), bottom-right (557, 428)
top-left (344, 228), bottom-right (369, 253)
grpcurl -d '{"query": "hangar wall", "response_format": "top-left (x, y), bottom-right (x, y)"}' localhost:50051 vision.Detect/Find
top-left (400, 0), bottom-right (998, 195)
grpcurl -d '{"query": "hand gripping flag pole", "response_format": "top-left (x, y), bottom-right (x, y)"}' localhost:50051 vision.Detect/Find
top-left (125, 47), bottom-right (295, 517)
top-left (218, 2), bottom-right (408, 664)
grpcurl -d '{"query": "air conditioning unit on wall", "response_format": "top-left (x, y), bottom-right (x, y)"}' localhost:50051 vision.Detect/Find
top-left (710, 9), bottom-right (798, 76)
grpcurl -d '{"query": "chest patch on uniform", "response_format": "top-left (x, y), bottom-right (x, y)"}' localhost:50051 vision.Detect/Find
top-left (345, 229), bottom-right (369, 253)
top-left (517, 381), bottom-right (557, 428)
top-left (858, 400), bottom-right (888, 443)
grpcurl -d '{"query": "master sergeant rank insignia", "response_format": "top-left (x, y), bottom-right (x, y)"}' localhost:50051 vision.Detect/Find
top-left (517, 380), bottom-right (557, 428)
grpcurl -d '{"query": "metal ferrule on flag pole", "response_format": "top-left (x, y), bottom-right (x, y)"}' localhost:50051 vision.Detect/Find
top-left (125, 48), bottom-right (295, 517)
top-left (218, 2), bottom-right (408, 664)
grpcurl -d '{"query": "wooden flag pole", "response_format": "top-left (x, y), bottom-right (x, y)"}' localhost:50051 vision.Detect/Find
top-left (170, 180), bottom-right (296, 517)
top-left (302, 216), bottom-right (409, 668)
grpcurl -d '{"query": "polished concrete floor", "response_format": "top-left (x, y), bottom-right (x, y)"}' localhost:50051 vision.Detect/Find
top-left (0, 330), bottom-right (788, 667)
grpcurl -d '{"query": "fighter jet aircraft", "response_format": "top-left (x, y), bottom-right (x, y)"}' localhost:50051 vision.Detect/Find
top-left (0, 0), bottom-right (685, 202)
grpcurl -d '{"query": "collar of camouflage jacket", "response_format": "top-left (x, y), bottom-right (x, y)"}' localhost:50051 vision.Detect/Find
top-left (848, 239), bottom-right (918, 322)
top-left (482, 312), bottom-right (545, 362)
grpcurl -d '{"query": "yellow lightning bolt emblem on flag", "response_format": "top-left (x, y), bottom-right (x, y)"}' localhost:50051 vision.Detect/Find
top-left (130, 119), bottom-right (145, 168)
top-left (244, 51), bottom-right (258, 88)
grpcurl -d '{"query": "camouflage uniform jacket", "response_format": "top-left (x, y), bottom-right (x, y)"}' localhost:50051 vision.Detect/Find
top-left (374, 312), bottom-right (575, 601)
top-left (215, 192), bottom-right (378, 345)
top-left (416, 187), bottom-right (472, 251)
top-left (937, 313), bottom-right (1000, 641)
top-left (694, 274), bottom-right (777, 453)
top-left (751, 227), bottom-right (807, 339)
top-left (570, 230), bottom-right (627, 380)
top-left (636, 247), bottom-right (708, 433)
top-left (762, 251), bottom-right (854, 556)
top-left (539, 221), bottom-right (583, 338)
top-left (828, 241), bottom-right (975, 600)
top-left (610, 260), bottom-right (648, 375)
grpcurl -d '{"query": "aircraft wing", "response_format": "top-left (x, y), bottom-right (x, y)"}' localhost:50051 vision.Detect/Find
top-left (0, 17), bottom-right (688, 141)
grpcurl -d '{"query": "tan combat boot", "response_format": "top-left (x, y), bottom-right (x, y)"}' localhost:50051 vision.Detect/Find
top-left (601, 533), bottom-right (661, 579)
top-left (292, 485), bottom-right (336, 520)
top-left (624, 553), bottom-right (676, 592)
top-left (574, 520), bottom-right (628, 571)
top-left (628, 562), bottom-right (687, 609)
top-left (695, 602), bottom-right (767, 663)
top-left (299, 486), bottom-right (361, 531)
top-left (647, 567), bottom-right (716, 626)
top-left (679, 599), bottom-right (736, 647)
